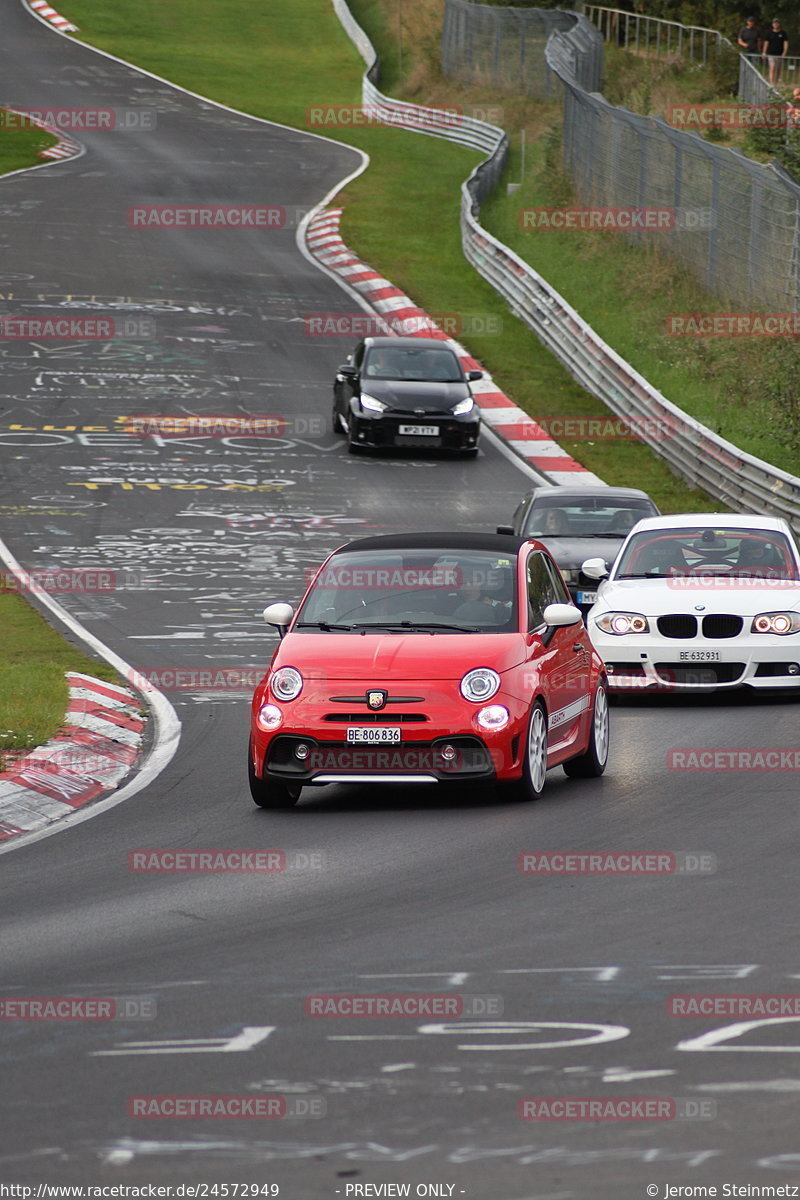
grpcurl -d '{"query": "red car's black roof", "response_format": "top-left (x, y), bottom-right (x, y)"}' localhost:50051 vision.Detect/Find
top-left (330, 532), bottom-right (528, 556)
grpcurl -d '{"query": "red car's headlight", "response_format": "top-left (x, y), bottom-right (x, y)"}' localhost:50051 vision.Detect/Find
top-left (476, 704), bottom-right (509, 731)
top-left (257, 704), bottom-right (283, 731)
top-left (460, 668), bottom-right (501, 702)
top-left (270, 667), bottom-right (303, 701)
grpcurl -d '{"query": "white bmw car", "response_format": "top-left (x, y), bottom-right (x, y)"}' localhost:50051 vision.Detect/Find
top-left (582, 514), bottom-right (800, 692)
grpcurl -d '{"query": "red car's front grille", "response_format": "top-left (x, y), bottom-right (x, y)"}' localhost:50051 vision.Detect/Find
top-left (322, 713), bottom-right (428, 723)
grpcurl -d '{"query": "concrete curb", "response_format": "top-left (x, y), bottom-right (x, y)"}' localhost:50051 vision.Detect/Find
top-left (26, 0), bottom-right (77, 32)
top-left (0, 673), bottom-right (145, 845)
top-left (305, 207), bottom-right (603, 486)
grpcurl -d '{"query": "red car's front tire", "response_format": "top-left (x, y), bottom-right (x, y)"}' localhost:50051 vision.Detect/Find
top-left (563, 684), bottom-right (609, 779)
top-left (248, 740), bottom-right (301, 808)
top-left (505, 701), bottom-right (548, 801)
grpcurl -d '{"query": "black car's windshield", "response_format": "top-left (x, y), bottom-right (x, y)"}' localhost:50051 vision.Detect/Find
top-left (524, 498), bottom-right (656, 538)
top-left (297, 549), bottom-right (518, 632)
top-left (363, 345), bottom-right (464, 383)
top-left (615, 527), bottom-right (799, 579)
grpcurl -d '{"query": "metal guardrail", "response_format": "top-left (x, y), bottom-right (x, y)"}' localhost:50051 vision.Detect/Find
top-left (331, 0), bottom-right (507, 160)
top-left (582, 4), bottom-right (791, 107)
top-left (461, 212), bottom-right (800, 529)
top-left (583, 5), bottom-right (725, 64)
top-left (330, 0), bottom-right (800, 532)
top-left (738, 53), bottom-right (782, 106)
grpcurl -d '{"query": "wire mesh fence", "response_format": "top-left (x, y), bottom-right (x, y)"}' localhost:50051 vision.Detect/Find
top-left (551, 50), bottom-right (800, 310)
top-left (442, 0), bottom-right (800, 310)
top-left (441, 0), bottom-right (601, 97)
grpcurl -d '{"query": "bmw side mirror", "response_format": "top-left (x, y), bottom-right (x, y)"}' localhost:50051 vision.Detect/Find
top-left (581, 557), bottom-right (609, 581)
top-left (543, 603), bottom-right (582, 628)
top-left (468, 369), bottom-right (483, 381)
top-left (496, 524), bottom-right (515, 535)
top-left (263, 602), bottom-right (294, 638)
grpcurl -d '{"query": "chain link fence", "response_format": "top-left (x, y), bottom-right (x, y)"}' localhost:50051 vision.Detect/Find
top-left (442, 0), bottom-right (800, 310)
top-left (551, 47), bottom-right (800, 310)
top-left (441, 0), bottom-right (601, 96)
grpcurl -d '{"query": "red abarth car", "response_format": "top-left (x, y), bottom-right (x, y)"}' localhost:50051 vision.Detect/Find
top-left (248, 533), bottom-right (609, 807)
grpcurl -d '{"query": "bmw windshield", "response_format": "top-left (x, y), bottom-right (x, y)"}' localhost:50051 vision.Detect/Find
top-left (615, 527), bottom-right (799, 579)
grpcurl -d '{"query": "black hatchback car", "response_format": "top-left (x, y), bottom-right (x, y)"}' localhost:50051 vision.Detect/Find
top-left (333, 336), bottom-right (483, 456)
top-left (498, 485), bottom-right (660, 612)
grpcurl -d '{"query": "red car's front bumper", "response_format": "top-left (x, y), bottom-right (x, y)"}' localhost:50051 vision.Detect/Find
top-left (250, 687), bottom-right (532, 786)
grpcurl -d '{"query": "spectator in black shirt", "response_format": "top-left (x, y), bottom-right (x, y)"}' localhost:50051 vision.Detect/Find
top-left (737, 15), bottom-right (761, 56)
top-left (763, 19), bottom-right (789, 85)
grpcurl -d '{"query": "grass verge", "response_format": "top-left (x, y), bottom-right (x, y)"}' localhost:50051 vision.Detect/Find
top-left (0, 113), bottom-right (58, 175)
top-left (0, 592), bottom-right (120, 768)
top-left (0, 117), bottom-right (115, 768)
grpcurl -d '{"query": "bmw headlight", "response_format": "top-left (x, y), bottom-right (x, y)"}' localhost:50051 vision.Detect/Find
top-left (360, 393), bottom-right (387, 413)
top-left (270, 666), bottom-right (303, 701)
top-left (460, 667), bottom-right (501, 702)
top-left (595, 612), bottom-right (650, 635)
top-left (751, 611), bottom-right (800, 635)
top-left (451, 397), bottom-right (475, 416)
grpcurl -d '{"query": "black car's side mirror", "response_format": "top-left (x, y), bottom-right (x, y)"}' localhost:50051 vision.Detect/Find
top-left (496, 524), bottom-right (514, 536)
top-left (337, 364), bottom-right (357, 378)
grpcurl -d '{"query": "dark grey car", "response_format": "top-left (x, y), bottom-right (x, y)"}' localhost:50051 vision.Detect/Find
top-left (498, 485), bottom-right (660, 612)
top-left (333, 336), bottom-right (482, 456)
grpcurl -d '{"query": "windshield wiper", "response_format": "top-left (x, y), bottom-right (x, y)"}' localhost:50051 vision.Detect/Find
top-left (350, 621), bottom-right (480, 633)
top-left (295, 620), bottom-right (354, 631)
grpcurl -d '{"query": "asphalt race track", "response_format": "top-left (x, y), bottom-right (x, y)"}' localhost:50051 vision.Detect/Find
top-left (1, 4), bottom-right (799, 1196)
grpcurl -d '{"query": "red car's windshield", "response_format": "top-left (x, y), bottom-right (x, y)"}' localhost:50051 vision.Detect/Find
top-left (296, 549), bottom-right (518, 632)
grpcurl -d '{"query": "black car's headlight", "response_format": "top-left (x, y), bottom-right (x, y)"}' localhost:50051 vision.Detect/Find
top-left (451, 397), bottom-right (475, 416)
top-left (360, 393), bottom-right (388, 413)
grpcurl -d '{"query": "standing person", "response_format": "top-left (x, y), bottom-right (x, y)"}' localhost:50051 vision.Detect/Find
top-left (763, 18), bottom-right (789, 86)
top-left (737, 14), bottom-right (761, 57)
